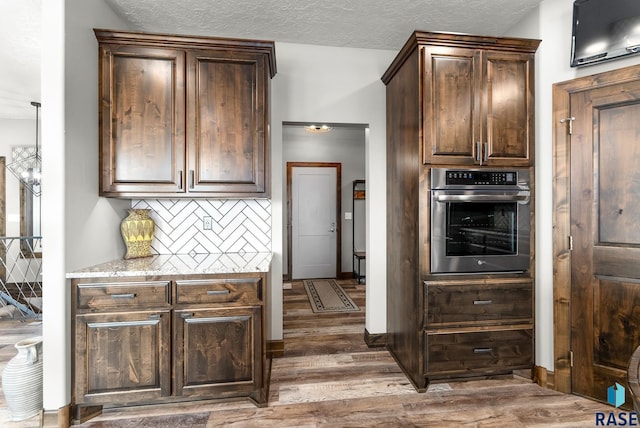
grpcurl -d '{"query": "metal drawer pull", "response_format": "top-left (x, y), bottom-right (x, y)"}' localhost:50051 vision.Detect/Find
top-left (148, 314), bottom-right (161, 320)
top-left (207, 289), bottom-right (231, 296)
top-left (110, 293), bottom-right (136, 299)
top-left (473, 347), bottom-right (493, 354)
top-left (473, 300), bottom-right (493, 305)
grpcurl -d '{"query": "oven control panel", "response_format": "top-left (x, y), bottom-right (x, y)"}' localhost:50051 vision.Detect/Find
top-left (445, 170), bottom-right (517, 186)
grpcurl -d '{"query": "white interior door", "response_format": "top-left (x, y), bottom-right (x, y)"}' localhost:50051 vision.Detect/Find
top-left (291, 166), bottom-right (337, 279)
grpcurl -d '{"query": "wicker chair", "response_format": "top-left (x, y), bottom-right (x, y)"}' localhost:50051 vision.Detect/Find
top-left (628, 345), bottom-right (640, 414)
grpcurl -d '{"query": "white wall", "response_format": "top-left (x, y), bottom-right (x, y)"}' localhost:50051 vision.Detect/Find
top-left (506, 0), bottom-right (640, 371)
top-left (41, 0), bottom-right (130, 411)
top-left (282, 125), bottom-right (366, 275)
top-left (65, 1), bottom-right (132, 272)
top-left (271, 43), bottom-right (395, 338)
top-left (0, 119), bottom-right (33, 236)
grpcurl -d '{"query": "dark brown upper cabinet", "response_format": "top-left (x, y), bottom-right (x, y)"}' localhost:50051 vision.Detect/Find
top-left (382, 31), bottom-right (539, 167)
top-left (95, 29), bottom-right (276, 198)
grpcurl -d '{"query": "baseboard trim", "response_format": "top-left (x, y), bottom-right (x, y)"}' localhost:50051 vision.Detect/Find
top-left (364, 328), bottom-right (387, 348)
top-left (267, 340), bottom-right (285, 358)
top-left (41, 404), bottom-right (72, 428)
top-left (512, 368), bottom-right (533, 380)
top-left (533, 365), bottom-right (555, 390)
top-left (338, 272), bottom-right (353, 280)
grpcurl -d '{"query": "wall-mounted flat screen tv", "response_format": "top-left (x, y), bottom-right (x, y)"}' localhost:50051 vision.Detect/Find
top-left (571, 0), bottom-right (640, 67)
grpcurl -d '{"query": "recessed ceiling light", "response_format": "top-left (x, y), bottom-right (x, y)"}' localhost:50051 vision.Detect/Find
top-left (304, 124), bottom-right (332, 134)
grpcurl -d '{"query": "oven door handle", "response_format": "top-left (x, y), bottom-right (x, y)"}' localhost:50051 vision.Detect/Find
top-left (434, 193), bottom-right (530, 204)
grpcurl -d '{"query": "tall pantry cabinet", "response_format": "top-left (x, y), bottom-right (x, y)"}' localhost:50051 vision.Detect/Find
top-left (382, 31), bottom-right (540, 391)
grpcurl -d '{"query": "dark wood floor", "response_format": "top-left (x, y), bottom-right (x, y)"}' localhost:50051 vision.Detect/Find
top-left (0, 279), bottom-right (623, 427)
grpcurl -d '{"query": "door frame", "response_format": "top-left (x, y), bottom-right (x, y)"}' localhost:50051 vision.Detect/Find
top-left (552, 64), bottom-right (640, 393)
top-left (286, 162), bottom-right (342, 281)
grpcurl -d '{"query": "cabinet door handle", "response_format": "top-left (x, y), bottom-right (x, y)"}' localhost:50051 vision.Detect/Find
top-left (189, 170), bottom-right (195, 189)
top-left (473, 300), bottom-right (493, 305)
top-left (110, 293), bottom-right (136, 299)
top-left (207, 289), bottom-right (231, 296)
top-left (473, 347), bottom-right (493, 354)
top-left (483, 142), bottom-right (489, 162)
top-left (178, 170), bottom-right (183, 189)
top-left (475, 141), bottom-right (482, 164)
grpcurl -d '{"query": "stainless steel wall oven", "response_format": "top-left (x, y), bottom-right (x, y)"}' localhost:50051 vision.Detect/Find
top-left (430, 168), bottom-right (531, 274)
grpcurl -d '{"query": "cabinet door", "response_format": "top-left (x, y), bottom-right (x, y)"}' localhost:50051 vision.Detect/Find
top-left (74, 310), bottom-right (171, 405)
top-left (173, 306), bottom-right (263, 401)
top-left (422, 46), bottom-right (481, 165)
top-left (482, 51), bottom-right (535, 166)
top-left (99, 45), bottom-right (186, 195)
top-left (187, 50), bottom-right (269, 196)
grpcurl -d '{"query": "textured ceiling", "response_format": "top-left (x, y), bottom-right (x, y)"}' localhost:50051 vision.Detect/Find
top-left (0, 0), bottom-right (543, 119)
top-left (104, 0), bottom-right (543, 50)
top-left (0, 0), bottom-right (41, 120)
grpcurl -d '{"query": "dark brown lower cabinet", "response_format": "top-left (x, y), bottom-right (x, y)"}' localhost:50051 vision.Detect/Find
top-left (421, 277), bottom-right (534, 384)
top-left (75, 310), bottom-right (171, 404)
top-left (174, 306), bottom-right (264, 404)
top-left (425, 327), bottom-right (533, 378)
top-left (71, 272), bottom-right (268, 423)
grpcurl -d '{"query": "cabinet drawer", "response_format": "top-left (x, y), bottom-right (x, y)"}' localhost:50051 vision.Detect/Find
top-left (76, 281), bottom-right (170, 310)
top-left (425, 281), bottom-right (532, 326)
top-left (425, 328), bottom-right (533, 376)
top-left (175, 278), bottom-right (262, 305)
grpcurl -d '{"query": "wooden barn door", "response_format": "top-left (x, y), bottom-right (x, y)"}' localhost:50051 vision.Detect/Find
top-left (569, 77), bottom-right (640, 406)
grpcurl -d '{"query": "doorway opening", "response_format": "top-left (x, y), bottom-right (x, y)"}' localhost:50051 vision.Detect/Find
top-left (282, 122), bottom-right (367, 282)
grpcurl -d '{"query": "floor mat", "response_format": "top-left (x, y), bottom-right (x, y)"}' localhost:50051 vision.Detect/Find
top-left (303, 279), bottom-right (360, 313)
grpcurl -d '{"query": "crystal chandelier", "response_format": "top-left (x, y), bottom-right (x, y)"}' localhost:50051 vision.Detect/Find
top-left (7, 101), bottom-right (41, 197)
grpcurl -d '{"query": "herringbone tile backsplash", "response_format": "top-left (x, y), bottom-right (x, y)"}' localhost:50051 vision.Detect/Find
top-left (132, 199), bottom-right (271, 255)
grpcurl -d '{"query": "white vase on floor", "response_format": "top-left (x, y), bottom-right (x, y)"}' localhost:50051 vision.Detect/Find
top-left (1, 336), bottom-right (43, 421)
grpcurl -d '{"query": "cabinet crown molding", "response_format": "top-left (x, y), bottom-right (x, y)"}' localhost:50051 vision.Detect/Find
top-left (382, 30), bottom-right (540, 84)
top-left (94, 28), bottom-right (277, 77)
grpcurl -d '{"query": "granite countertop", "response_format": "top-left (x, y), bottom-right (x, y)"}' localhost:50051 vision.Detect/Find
top-left (66, 252), bottom-right (272, 279)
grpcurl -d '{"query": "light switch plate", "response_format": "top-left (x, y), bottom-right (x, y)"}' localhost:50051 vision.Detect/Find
top-left (344, 212), bottom-right (352, 220)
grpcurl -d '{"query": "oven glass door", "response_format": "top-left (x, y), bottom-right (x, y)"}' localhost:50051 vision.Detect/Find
top-left (431, 191), bottom-right (530, 273)
top-left (446, 201), bottom-right (517, 257)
